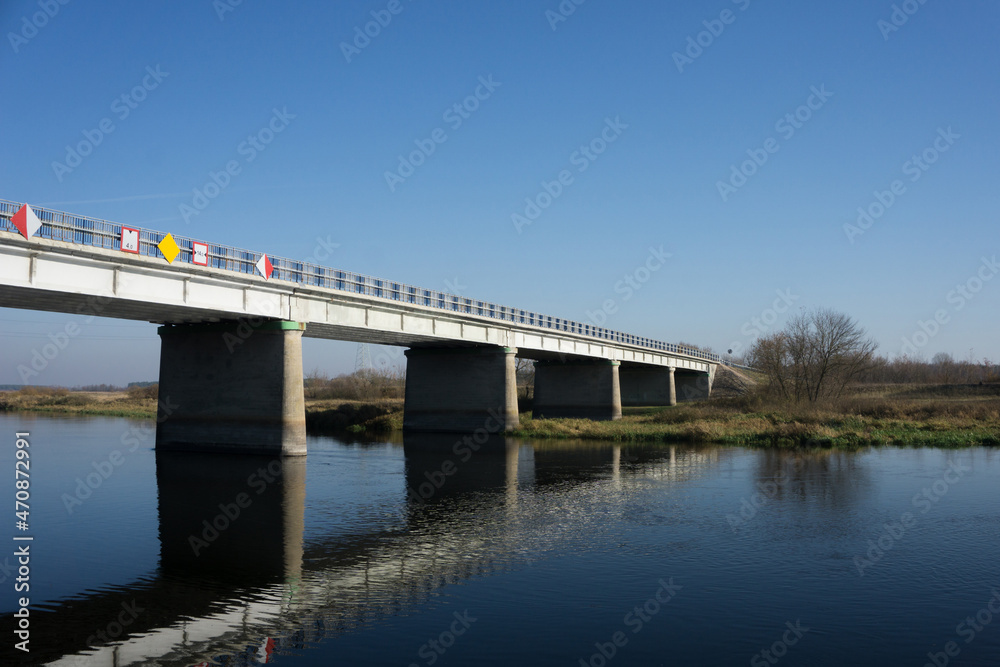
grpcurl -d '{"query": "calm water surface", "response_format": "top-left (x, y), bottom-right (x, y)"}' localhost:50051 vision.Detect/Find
top-left (1, 413), bottom-right (999, 666)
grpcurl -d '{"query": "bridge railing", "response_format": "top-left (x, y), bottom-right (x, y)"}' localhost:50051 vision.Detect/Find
top-left (0, 199), bottom-right (722, 363)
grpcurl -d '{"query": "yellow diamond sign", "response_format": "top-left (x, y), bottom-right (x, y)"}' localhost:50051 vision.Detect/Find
top-left (158, 233), bottom-right (180, 263)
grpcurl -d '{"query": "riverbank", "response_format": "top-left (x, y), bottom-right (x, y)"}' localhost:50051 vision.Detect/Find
top-left (0, 388), bottom-right (159, 419)
top-left (2, 384), bottom-right (997, 447)
top-left (0, 388), bottom-right (405, 434)
top-left (515, 384), bottom-right (1000, 448)
top-left (305, 398), bottom-right (404, 433)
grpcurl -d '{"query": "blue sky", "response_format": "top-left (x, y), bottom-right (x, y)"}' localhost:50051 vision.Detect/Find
top-left (1, 0), bottom-right (998, 386)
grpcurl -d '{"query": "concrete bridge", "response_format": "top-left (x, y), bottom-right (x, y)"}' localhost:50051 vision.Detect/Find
top-left (0, 199), bottom-right (718, 455)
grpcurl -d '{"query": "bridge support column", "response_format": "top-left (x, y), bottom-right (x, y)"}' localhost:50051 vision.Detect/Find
top-left (675, 368), bottom-right (715, 402)
top-left (155, 321), bottom-right (307, 456)
top-left (532, 359), bottom-right (622, 421)
top-left (619, 366), bottom-right (677, 407)
top-left (403, 346), bottom-right (519, 433)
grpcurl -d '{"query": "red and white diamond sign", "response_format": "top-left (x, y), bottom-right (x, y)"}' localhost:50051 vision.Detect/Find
top-left (256, 253), bottom-right (273, 280)
top-left (12, 204), bottom-right (42, 239)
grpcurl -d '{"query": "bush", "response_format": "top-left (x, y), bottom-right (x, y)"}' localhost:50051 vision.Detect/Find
top-left (127, 384), bottom-right (158, 400)
top-left (306, 401), bottom-right (401, 433)
top-left (17, 386), bottom-right (69, 398)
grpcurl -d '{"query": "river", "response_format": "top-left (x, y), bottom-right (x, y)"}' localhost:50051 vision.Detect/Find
top-left (1, 413), bottom-right (999, 666)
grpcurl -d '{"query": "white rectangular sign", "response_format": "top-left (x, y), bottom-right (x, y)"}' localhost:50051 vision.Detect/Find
top-left (192, 242), bottom-right (208, 266)
top-left (120, 227), bottom-right (139, 254)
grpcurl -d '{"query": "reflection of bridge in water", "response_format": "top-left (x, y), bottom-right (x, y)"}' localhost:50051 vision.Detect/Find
top-left (12, 439), bottom-right (726, 667)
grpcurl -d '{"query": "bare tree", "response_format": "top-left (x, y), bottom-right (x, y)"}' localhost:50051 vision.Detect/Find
top-left (515, 357), bottom-right (535, 399)
top-left (932, 352), bottom-right (956, 383)
top-left (746, 332), bottom-right (793, 398)
top-left (747, 309), bottom-right (879, 402)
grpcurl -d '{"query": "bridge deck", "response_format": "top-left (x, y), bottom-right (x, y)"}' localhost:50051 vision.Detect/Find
top-left (0, 198), bottom-right (721, 367)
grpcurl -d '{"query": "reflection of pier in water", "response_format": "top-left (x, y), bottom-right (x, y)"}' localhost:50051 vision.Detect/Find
top-left (20, 439), bottom-right (725, 667)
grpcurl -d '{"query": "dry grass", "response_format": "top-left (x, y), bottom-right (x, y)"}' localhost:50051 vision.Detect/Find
top-left (0, 387), bottom-right (159, 418)
top-left (514, 386), bottom-right (1000, 449)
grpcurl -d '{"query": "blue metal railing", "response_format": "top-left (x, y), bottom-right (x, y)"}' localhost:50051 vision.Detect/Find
top-left (0, 199), bottom-right (723, 363)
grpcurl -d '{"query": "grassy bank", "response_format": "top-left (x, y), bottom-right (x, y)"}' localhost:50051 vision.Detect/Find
top-left (305, 399), bottom-right (404, 434)
top-left (0, 388), bottom-right (159, 419)
top-left (0, 388), bottom-right (406, 436)
top-left (3, 384), bottom-right (997, 448)
top-left (513, 385), bottom-right (1000, 448)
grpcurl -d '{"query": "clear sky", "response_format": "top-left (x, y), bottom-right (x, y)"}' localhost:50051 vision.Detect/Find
top-left (1, 0), bottom-right (998, 386)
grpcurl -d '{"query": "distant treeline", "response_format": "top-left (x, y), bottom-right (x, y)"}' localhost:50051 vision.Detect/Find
top-left (305, 368), bottom-right (405, 400)
top-left (858, 354), bottom-right (1000, 385)
top-left (1, 382), bottom-right (157, 392)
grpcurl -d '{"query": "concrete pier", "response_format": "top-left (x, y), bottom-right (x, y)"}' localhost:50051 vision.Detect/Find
top-left (619, 365), bottom-right (677, 407)
top-left (403, 346), bottom-right (519, 433)
top-left (675, 368), bottom-right (714, 402)
top-left (532, 359), bottom-right (622, 421)
top-left (155, 321), bottom-right (307, 456)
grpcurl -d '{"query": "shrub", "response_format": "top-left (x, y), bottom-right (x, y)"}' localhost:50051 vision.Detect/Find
top-left (127, 384), bottom-right (158, 400)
